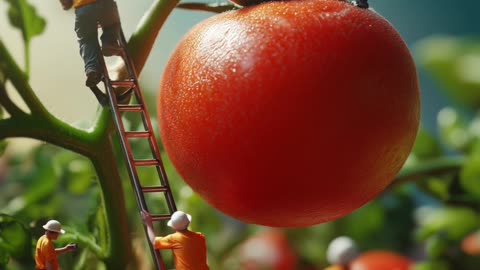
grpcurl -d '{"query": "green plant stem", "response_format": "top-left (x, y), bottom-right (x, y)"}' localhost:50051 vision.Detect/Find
top-left (0, 39), bottom-right (47, 116)
top-left (91, 139), bottom-right (132, 269)
top-left (392, 156), bottom-right (466, 186)
top-left (24, 40), bottom-right (30, 77)
top-left (0, 116), bottom-right (98, 157)
top-left (128, 0), bottom-right (180, 73)
top-left (176, 2), bottom-right (236, 13)
top-left (0, 83), bottom-right (26, 117)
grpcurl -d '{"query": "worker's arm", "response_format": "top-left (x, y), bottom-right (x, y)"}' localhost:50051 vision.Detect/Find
top-left (140, 210), bottom-right (156, 245)
top-left (55, 244), bottom-right (77, 255)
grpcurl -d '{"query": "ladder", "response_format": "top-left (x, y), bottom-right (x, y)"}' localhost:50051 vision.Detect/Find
top-left (91, 28), bottom-right (177, 270)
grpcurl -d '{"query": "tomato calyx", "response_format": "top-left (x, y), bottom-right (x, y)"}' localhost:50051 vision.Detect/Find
top-left (352, 0), bottom-right (369, 9)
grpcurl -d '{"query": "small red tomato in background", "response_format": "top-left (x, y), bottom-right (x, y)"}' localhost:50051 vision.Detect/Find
top-left (237, 230), bottom-right (297, 270)
top-left (350, 251), bottom-right (412, 270)
top-left (158, 0), bottom-right (420, 227)
top-left (462, 231), bottom-right (480, 255)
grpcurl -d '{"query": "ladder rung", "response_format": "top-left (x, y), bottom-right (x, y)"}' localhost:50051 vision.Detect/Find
top-left (117, 104), bottom-right (143, 112)
top-left (126, 131), bottom-right (150, 138)
top-left (151, 214), bottom-right (171, 222)
top-left (134, 159), bottom-right (159, 166)
top-left (142, 186), bottom-right (168, 193)
top-left (110, 80), bottom-right (135, 88)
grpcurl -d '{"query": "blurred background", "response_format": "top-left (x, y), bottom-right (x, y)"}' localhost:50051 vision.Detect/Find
top-left (1, 0), bottom-right (480, 269)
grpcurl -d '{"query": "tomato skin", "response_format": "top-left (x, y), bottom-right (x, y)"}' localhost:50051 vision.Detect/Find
top-left (158, 0), bottom-right (420, 227)
top-left (350, 251), bottom-right (412, 270)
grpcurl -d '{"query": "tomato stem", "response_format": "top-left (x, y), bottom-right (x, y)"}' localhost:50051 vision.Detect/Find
top-left (353, 0), bottom-right (369, 9)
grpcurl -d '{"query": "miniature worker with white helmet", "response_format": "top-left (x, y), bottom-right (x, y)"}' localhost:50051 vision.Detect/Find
top-left (324, 236), bottom-right (358, 270)
top-left (35, 220), bottom-right (77, 270)
top-left (141, 210), bottom-right (210, 270)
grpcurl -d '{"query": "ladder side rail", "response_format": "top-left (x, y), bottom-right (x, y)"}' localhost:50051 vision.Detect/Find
top-left (118, 30), bottom-right (178, 214)
top-left (98, 46), bottom-right (167, 270)
top-left (116, 82), bottom-right (177, 214)
top-left (101, 66), bottom-right (149, 212)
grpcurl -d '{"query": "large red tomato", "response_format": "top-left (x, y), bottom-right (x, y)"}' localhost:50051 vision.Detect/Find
top-left (349, 251), bottom-right (412, 270)
top-left (158, 0), bottom-right (420, 227)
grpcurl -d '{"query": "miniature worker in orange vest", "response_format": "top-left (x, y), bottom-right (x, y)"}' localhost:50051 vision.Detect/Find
top-left (35, 220), bottom-right (77, 270)
top-left (324, 236), bottom-right (412, 270)
top-left (59, 0), bottom-right (121, 87)
top-left (141, 210), bottom-right (210, 270)
top-left (324, 236), bottom-right (359, 270)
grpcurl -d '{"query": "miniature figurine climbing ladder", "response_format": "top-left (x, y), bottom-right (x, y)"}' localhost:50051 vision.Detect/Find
top-left (96, 29), bottom-right (176, 270)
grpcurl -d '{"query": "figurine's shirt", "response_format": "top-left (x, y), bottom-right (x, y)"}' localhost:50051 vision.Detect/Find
top-left (35, 235), bottom-right (58, 270)
top-left (155, 230), bottom-right (209, 270)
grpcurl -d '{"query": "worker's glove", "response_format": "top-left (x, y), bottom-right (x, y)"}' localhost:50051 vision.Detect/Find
top-left (66, 243), bottom-right (77, 252)
top-left (140, 210), bottom-right (153, 226)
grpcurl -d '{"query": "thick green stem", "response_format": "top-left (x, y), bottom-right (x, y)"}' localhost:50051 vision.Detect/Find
top-left (91, 139), bottom-right (133, 269)
top-left (0, 83), bottom-right (26, 117)
top-left (128, 0), bottom-right (180, 73)
top-left (0, 115), bottom-right (98, 157)
top-left (24, 40), bottom-right (30, 77)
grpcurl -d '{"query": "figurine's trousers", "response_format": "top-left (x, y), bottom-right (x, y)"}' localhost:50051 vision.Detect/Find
top-left (74, 0), bottom-right (120, 74)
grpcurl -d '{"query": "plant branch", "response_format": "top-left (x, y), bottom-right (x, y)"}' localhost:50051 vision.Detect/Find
top-left (90, 139), bottom-right (133, 268)
top-left (127, 0), bottom-right (181, 73)
top-left (392, 156), bottom-right (465, 187)
top-left (176, 2), bottom-right (237, 13)
top-left (0, 116), bottom-right (101, 158)
top-left (0, 83), bottom-right (27, 117)
top-left (0, 39), bottom-right (48, 116)
top-left (24, 40), bottom-right (30, 77)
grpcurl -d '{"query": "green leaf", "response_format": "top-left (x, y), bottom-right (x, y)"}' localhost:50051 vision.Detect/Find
top-left (415, 207), bottom-right (480, 242)
top-left (412, 260), bottom-right (450, 270)
top-left (0, 214), bottom-right (32, 260)
top-left (412, 128), bottom-right (443, 160)
top-left (0, 251), bottom-right (9, 268)
top-left (418, 177), bottom-right (451, 201)
top-left (415, 36), bottom-right (480, 109)
top-left (437, 107), bottom-right (472, 151)
top-left (341, 201), bottom-right (385, 243)
top-left (460, 155), bottom-right (480, 197)
top-left (64, 159), bottom-right (95, 195)
top-left (425, 234), bottom-right (449, 258)
top-left (4, 0), bottom-right (46, 44)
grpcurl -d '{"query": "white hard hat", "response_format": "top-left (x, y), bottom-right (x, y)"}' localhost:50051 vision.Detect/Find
top-left (42, 220), bottom-right (65, 234)
top-left (326, 236), bottom-right (358, 265)
top-left (167, 211), bottom-right (191, 231)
